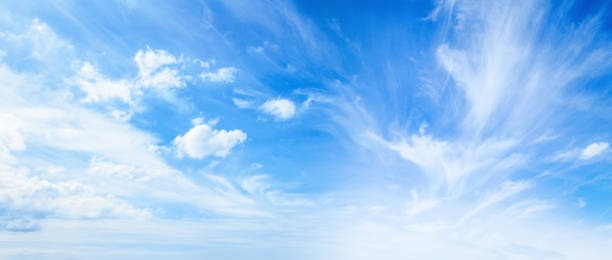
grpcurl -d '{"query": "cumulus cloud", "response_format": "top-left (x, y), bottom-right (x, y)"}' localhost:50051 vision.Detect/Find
top-left (135, 47), bottom-right (186, 89)
top-left (260, 98), bottom-right (296, 120)
top-left (201, 67), bottom-right (237, 83)
top-left (72, 47), bottom-right (187, 108)
top-left (134, 47), bottom-right (178, 77)
top-left (73, 62), bottom-right (133, 103)
top-left (580, 142), bottom-right (609, 160)
top-left (0, 163), bottom-right (152, 222)
top-left (174, 119), bottom-right (247, 159)
top-left (69, 47), bottom-right (194, 121)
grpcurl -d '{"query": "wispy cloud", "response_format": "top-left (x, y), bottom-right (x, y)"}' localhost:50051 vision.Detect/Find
top-left (1, 0), bottom-right (612, 258)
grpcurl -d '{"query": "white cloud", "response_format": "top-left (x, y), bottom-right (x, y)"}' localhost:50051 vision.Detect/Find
top-left (134, 47), bottom-right (186, 89)
top-left (201, 67), bottom-right (237, 83)
top-left (174, 119), bottom-right (246, 159)
top-left (550, 143), bottom-right (609, 162)
top-left (0, 58), bottom-right (176, 225)
top-left (232, 98), bottom-right (252, 108)
top-left (382, 130), bottom-right (521, 193)
top-left (579, 142), bottom-right (609, 160)
top-left (0, 163), bottom-right (152, 222)
top-left (1, 19), bottom-right (73, 62)
top-left (551, 149), bottom-right (579, 162)
top-left (73, 62), bottom-right (133, 103)
top-left (260, 98), bottom-right (296, 120)
top-left (247, 46), bottom-right (264, 54)
top-left (578, 198), bottom-right (586, 208)
top-left (462, 181), bottom-right (533, 221)
top-left (134, 47), bottom-right (178, 78)
top-left (0, 112), bottom-right (26, 162)
top-left (0, 61), bottom-right (278, 226)
top-left (139, 66), bottom-right (186, 89)
top-left (88, 156), bottom-right (157, 181)
top-left (405, 190), bottom-right (439, 218)
top-left (433, 1), bottom-right (612, 137)
top-left (240, 175), bottom-right (271, 195)
top-left (71, 47), bottom-right (188, 111)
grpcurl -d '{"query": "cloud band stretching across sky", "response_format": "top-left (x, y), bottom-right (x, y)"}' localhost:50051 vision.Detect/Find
top-left (0, 0), bottom-right (612, 259)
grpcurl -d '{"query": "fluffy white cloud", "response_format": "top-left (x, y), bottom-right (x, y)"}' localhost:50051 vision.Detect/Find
top-left (580, 142), bottom-right (609, 160)
top-left (66, 48), bottom-right (192, 124)
top-left (201, 67), bottom-right (237, 83)
top-left (140, 66), bottom-right (186, 89)
top-left (260, 98), bottom-right (296, 120)
top-left (72, 47), bottom-right (188, 108)
top-left (174, 119), bottom-right (246, 159)
top-left (134, 47), bottom-right (186, 89)
top-left (70, 47), bottom-right (239, 112)
top-left (73, 62), bottom-right (133, 103)
top-left (0, 163), bottom-right (152, 224)
top-left (134, 47), bottom-right (178, 77)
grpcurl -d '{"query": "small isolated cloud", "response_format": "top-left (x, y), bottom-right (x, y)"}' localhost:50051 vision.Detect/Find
top-left (174, 118), bottom-right (246, 159)
top-left (247, 46), bottom-right (264, 54)
top-left (232, 98), bottom-right (251, 108)
top-left (201, 67), bottom-right (237, 83)
top-left (579, 142), bottom-right (609, 160)
top-left (260, 98), bottom-right (295, 120)
top-left (578, 198), bottom-right (586, 208)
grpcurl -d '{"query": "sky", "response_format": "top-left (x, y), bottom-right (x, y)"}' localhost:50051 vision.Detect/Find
top-left (0, 0), bottom-right (612, 259)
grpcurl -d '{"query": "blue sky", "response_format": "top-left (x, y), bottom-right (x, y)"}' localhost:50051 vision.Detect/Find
top-left (1, 0), bottom-right (612, 259)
